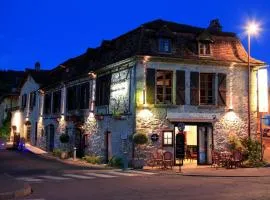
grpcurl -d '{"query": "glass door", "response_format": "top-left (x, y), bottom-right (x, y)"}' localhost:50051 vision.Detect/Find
top-left (197, 125), bottom-right (213, 165)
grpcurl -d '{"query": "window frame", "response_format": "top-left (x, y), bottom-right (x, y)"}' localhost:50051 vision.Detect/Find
top-left (52, 90), bottom-right (62, 114)
top-left (29, 92), bottom-right (36, 110)
top-left (162, 130), bottom-right (174, 147)
top-left (21, 94), bottom-right (27, 109)
top-left (199, 73), bottom-right (216, 105)
top-left (198, 42), bottom-right (211, 57)
top-left (155, 70), bottom-right (173, 105)
top-left (44, 93), bottom-right (52, 114)
top-left (158, 38), bottom-right (172, 53)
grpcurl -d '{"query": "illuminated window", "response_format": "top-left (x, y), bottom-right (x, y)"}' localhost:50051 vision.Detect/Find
top-left (199, 43), bottom-right (211, 56)
top-left (156, 70), bottom-right (173, 104)
top-left (163, 131), bottom-right (173, 146)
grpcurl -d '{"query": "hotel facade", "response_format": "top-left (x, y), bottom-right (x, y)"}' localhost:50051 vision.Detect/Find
top-left (11, 19), bottom-right (266, 165)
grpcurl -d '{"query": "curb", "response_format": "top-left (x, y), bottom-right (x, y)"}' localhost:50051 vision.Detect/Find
top-left (0, 184), bottom-right (32, 200)
top-left (182, 174), bottom-right (270, 177)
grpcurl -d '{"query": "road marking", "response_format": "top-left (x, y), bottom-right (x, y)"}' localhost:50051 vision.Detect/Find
top-left (16, 177), bottom-right (43, 182)
top-left (38, 175), bottom-right (71, 180)
top-left (128, 170), bottom-right (156, 175)
top-left (106, 171), bottom-right (140, 177)
top-left (63, 174), bottom-right (95, 179)
top-left (84, 172), bottom-right (117, 178)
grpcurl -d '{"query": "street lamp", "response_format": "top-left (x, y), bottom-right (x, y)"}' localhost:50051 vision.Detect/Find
top-left (245, 21), bottom-right (260, 138)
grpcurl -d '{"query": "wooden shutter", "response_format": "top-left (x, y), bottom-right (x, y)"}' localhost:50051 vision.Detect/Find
top-left (218, 73), bottom-right (226, 106)
top-left (146, 68), bottom-right (156, 104)
top-left (95, 77), bottom-right (101, 106)
top-left (190, 72), bottom-right (199, 105)
top-left (176, 70), bottom-right (185, 105)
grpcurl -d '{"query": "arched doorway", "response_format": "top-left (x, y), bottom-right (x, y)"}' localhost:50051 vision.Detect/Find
top-left (45, 124), bottom-right (55, 152)
top-left (74, 128), bottom-right (85, 158)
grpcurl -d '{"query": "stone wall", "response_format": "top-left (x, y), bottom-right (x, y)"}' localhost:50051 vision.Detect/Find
top-left (135, 61), bottom-right (257, 156)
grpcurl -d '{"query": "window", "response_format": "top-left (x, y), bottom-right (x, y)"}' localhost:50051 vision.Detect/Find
top-left (80, 82), bottom-right (90, 109)
top-left (52, 90), bottom-right (61, 114)
top-left (163, 131), bottom-right (173, 146)
top-left (44, 93), bottom-right (52, 114)
top-left (159, 38), bottom-right (172, 53)
top-left (200, 73), bottom-right (215, 105)
top-left (66, 82), bottom-right (90, 111)
top-left (67, 86), bottom-right (77, 111)
top-left (199, 43), bottom-right (211, 56)
top-left (21, 94), bottom-right (27, 109)
top-left (156, 70), bottom-right (173, 104)
top-left (29, 92), bottom-right (36, 109)
top-left (96, 74), bottom-right (111, 106)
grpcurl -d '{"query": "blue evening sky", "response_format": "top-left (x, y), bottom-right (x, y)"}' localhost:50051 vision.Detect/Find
top-left (1, 0), bottom-right (269, 71)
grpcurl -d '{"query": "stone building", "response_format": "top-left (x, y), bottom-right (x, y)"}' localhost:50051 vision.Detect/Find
top-left (11, 19), bottom-right (266, 166)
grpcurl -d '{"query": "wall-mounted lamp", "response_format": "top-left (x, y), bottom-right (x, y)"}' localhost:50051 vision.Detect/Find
top-left (228, 108), bottom-right (234, 112)
top-left (88, 71), bottom-right (97, 79)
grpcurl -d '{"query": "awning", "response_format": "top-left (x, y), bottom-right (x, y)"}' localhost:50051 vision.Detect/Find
top-left (166, 112), bottom-right (219, 123)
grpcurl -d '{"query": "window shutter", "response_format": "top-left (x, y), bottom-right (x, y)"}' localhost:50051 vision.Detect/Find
top-left (146, 68), bottom-right (156, 104)
top-left (176, 70), bottom-right (185, 105)
top-left (218, 73), bottom-right (226, 106)
top-left (95, 77), bottom-right (101, 106)
top-left (190, 72), bottom-right (199, 105)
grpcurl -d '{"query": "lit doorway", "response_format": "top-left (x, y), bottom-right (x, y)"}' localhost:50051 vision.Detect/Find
top-left (174, 124), bottom-right (213, 166)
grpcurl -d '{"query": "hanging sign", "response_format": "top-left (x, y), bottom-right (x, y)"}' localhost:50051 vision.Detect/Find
top-left (109, 69), bottom-right (131, 114)
top-left (175, 132), bottom-right (185, 160)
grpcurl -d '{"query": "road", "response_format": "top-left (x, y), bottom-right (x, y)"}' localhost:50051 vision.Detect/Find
top-left (1, 150), bottom-right (270, 200)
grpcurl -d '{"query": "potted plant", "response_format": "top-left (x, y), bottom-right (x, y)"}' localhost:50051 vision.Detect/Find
top-left (132, 133), bottom-right (148, 169)
top-left (59, 133), bottom-right (70, 159)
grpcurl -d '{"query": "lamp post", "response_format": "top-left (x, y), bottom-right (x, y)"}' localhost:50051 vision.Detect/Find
top-left (246, 22), bottom-right (260, 138)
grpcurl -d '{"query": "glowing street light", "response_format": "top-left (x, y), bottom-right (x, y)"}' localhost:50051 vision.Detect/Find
top-left (245, 21), bottom-right (261, 138)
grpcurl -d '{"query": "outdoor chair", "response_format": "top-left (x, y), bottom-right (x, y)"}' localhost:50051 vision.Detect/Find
top-left (229, 150), bottom-right (243, 168)
top-left (163, 151), bottom-right (173, 169)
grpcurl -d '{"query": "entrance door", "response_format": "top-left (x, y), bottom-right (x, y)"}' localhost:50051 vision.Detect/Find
top-left (104, 131), bottom-right (112, 163)
top-left (46, 124), bottom-right (55, 152)
top-left (75, 129), bottom-right (85, 158)
top-left (197, 125), bottom-right (213, 165)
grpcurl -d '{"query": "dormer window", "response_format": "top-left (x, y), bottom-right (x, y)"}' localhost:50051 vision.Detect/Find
top-left (199, 43), bottom-right (211, 56)
top-left (159, 38), bottom-right (171, 53)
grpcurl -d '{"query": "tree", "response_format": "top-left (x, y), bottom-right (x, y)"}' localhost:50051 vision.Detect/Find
top-left (0, 112), bottom-right (11, 140)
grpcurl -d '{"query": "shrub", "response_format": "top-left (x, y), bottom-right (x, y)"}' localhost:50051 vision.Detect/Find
top-left (59, 133), bottom-right (70, 143)
top-left (227, 132), bottom-right (243, 151)
top-left (240, 137), bottom-right (265, 167)
top-left (108, 156), bottom-right (123, 168)
top-left (83, 155), bottom-right (102, 164)
top-left (52, 149), bottom-right (62, 157)
top-left (133, 133), bottom-right (148, 145)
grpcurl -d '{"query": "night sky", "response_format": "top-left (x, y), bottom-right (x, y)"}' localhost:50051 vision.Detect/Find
top-left (1, 0), bottom-right (269, 71)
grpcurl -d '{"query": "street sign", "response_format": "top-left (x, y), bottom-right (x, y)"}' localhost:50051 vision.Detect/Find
top-left (177, 123), bottom-right (185, 131)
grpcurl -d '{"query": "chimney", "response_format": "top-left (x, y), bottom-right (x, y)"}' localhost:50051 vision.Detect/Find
top-left (208, 19), bottom-right (222, 32)
top-left (35, 62), bottom-right (41, 71)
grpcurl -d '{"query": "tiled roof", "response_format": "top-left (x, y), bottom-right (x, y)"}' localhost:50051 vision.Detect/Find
top-left (43, 19), bottom-right (265, 88)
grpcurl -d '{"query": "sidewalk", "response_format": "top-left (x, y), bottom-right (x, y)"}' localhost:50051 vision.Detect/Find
top-left (25, 144), bottom-right (112, 169)
top-left (0, 174), bottom-right (32, 200)
top-left (144, 166), bottom-right (270, 177)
